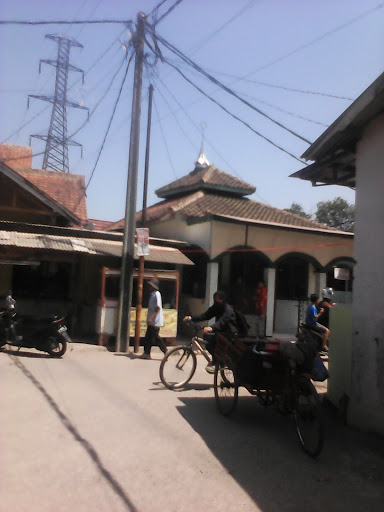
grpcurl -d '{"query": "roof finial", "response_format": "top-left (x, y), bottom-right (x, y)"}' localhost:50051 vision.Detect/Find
top-left (195, 122), bottom-right (210, 168)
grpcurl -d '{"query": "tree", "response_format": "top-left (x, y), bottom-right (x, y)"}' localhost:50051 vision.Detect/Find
top-left (315, 197), bottom-right (355, 232)
top-left (284, 202), bottom-right (312, 219)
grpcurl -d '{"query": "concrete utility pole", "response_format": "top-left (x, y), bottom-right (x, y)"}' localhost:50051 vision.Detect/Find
top-left (116, 12), bottom-right (146, 352)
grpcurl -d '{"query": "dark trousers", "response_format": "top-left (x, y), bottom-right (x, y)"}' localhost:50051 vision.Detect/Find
top-left (143, 325), bottom-right (167, 355)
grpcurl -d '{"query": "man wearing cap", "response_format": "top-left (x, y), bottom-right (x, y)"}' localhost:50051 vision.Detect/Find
top-left (140, 278), bottom-right (166, 359)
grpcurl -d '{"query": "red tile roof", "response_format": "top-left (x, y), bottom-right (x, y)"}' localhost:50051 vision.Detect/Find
top-left (0, 144), bottom-right (87, 224)
top-left (15, 168), bottom-right (88, 223)
top-left (109, 191), bottom-right (344, 234)
top-left (0, 144), bottom-right (32, 170)
top-left (155, 164), bottom-right (256, 198)
top-left (87, 219), bottom-right (115, 231)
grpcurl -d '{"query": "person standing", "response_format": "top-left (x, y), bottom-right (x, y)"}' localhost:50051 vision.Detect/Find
top-left (253, 281), bottom-right (267, 339)
top-left (140, 278), bottom-right (166, 359)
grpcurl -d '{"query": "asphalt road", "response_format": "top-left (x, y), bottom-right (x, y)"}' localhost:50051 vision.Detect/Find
top-left (1, 342), bottom-right (384, 512)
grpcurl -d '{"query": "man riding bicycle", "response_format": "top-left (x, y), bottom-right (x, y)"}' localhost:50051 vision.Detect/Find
top-left (183, 290), bottom-right (238, 374)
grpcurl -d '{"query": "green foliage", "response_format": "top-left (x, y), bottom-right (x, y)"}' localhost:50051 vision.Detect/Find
top-left (315, 197), bottom-right (355, 232)
top-left (284, 202), bottom-right (312, 219)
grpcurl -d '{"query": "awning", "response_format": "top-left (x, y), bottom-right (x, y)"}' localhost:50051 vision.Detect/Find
top-left (0, 230), bottom-right (194, 265)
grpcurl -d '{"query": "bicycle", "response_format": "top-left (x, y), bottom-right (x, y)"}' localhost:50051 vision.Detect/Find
top-left (159, 326), bottom-right (213, 390)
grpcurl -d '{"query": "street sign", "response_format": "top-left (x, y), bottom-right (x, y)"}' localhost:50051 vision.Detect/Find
top-left (136, 228), bottom-right (149, 256)
top-left (334, 267), bottom-right (350, 280)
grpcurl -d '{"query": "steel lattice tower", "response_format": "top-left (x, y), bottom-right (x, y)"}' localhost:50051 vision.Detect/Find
top-left (29, 34), bottom-right (88, 173)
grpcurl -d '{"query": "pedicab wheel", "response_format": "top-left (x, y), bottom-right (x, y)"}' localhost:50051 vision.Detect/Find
top-left (294, 380), bottom-right (324, 457)
top-left (214, 361), bottom-right (238, 416)
top-left (159, 346), bottom-right (197, 390)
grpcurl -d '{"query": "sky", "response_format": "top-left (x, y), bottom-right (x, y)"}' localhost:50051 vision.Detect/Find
top-left (1, 0), bottom-right (383, 222)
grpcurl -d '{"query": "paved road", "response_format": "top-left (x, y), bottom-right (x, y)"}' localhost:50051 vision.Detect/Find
top-left (1, 343), bottom-right (383, 512)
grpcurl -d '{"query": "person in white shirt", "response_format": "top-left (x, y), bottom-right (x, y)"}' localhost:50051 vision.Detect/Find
top-left (140, 278), bottom-right (166, 359)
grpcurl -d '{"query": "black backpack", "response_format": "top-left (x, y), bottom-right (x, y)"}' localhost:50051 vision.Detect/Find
top-left (233, 309), bottom-right (250, 337)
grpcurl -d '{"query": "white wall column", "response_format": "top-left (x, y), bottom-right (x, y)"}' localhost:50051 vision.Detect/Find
top-left (348, 114), bottom-right (384, 434)
top-left (315, 272), bottom-right (327, 297)
top-left (264, 267), bottom-right (276, 337)
top-left (205, 261), bottom-right (219, 313)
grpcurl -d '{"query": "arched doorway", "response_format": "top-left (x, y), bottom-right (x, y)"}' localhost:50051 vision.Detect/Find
top-left (218, 245), bottom-right (271, 314)
top-left (325, 257), bottom-right (355, 303)
top-left (274, 252), bottom-right (323, 334)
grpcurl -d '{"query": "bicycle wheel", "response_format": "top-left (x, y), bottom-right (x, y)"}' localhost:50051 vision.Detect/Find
top-left (214, 362), bottom-right (238, 416)
top-left (294, 380), bottom-right (324, 457)
top-left (159, 346), bottom-right (197, 390)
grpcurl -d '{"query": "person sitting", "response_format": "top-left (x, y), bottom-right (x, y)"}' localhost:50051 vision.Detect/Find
top-left (318, 287), bottom-right (336, 331)
top-left (183, 290), bottom-right (238, 374)
top-left (305, 293), bottom-right (330, 352)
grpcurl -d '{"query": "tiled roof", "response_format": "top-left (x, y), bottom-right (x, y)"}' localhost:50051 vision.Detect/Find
top-left (0, 144), bottom-right (33, 170)
top-left (155, 164), bottom-right (256, 198)
top-left (0, 144), bottom-right (87, 224)
top-left (14, 168), bottom-right (88, 223)
top-left (87, 219), bottom-right (115, 231)
top-left (132, 191), bottom-right (349, 234)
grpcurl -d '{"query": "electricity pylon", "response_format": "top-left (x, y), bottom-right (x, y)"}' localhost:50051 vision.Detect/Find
top-left (29, 34), bottom-right (88, 173)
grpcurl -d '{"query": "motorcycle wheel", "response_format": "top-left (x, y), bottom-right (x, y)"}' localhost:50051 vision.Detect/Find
top-left (47, 336), bottom-right (67, 358)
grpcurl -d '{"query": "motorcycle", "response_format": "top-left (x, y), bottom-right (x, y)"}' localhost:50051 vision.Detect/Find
top-left (0, 293), bottom-right (71, 357)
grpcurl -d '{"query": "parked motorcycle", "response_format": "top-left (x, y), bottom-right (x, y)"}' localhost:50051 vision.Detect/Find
top-left (0, 293), bottom-right (71, 357)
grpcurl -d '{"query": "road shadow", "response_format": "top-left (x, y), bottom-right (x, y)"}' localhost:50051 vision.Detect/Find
top-left (149, 381), bottom-right (212, 391)
top-left (176, 394), bottom-right (384, 512)
top-left (0, 347), bottom-right (51, 358)
top-left (9, 354), bottom-right (139, 512)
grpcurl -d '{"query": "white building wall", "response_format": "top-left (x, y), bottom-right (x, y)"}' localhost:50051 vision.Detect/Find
top-left (349, 113), bottom-right (384, 433)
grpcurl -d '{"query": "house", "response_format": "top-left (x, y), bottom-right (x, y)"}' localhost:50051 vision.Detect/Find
top-left (291, 71), bottom-right (384, 434)
top-left (111, 152), bottom-right (354, 337)
top-left (0, 144), bottom-right (193, 340)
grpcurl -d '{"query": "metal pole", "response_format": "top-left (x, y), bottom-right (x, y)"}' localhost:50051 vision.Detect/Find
top-left (134, 85), bottom-right (154, 353)
top-left (142, 84), bottom-right (153, 226)
top-left (116, 12), bottom-right (146, 352)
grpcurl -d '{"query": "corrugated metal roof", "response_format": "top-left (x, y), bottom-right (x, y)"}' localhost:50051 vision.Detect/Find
top-left (0, 230), bottom-right (194, 265)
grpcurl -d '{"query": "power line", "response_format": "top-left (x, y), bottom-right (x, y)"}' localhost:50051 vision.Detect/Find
top-left (188, 0), bottom-right (258, 55)
top-left (85, 51), bottom-right (134, 190)
top-left (0, 19), bottom-right (131, 26)
top-left (149, 0), bottom-right (171, 18)
top-left (146, 28), bottom-right (312, 145)
top-left (243, 2), bottom-right (384, 76)
top-left (154, 0), bottom-right (185, 25)
top-left (206, 71), bottom-right (355, 100)
top-left (145, 40), bottom-right (305, 164)
top-left (152, 93), bottom-right (179, 180)
top-left (149, 73), bottom-right (196, 151)
top-left (2, 29), bottom-right (127, 143)
top-left (235, 89), bottom-right (329, 127)
top-left (153, 73), bottom-right (272, 204)
top-left (3, 53), bottom-right (129, 166)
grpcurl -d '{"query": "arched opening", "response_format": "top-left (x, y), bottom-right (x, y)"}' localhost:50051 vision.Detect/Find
top-left (325, 257), bottom-right (355, 303)
top-left (275, 252), bottom-right (323, 301)
top-left (181, 244), bottom-right (209, 299)
top-left (274, 252), bottom-right (323, 335)
top-left (217, 246), bottom-right (271, 314)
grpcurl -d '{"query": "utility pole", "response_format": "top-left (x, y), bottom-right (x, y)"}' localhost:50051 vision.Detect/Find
top-left (134, 84), bottom-right (154, 353)
top-left (116, 12), bottom-right (146, 352)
